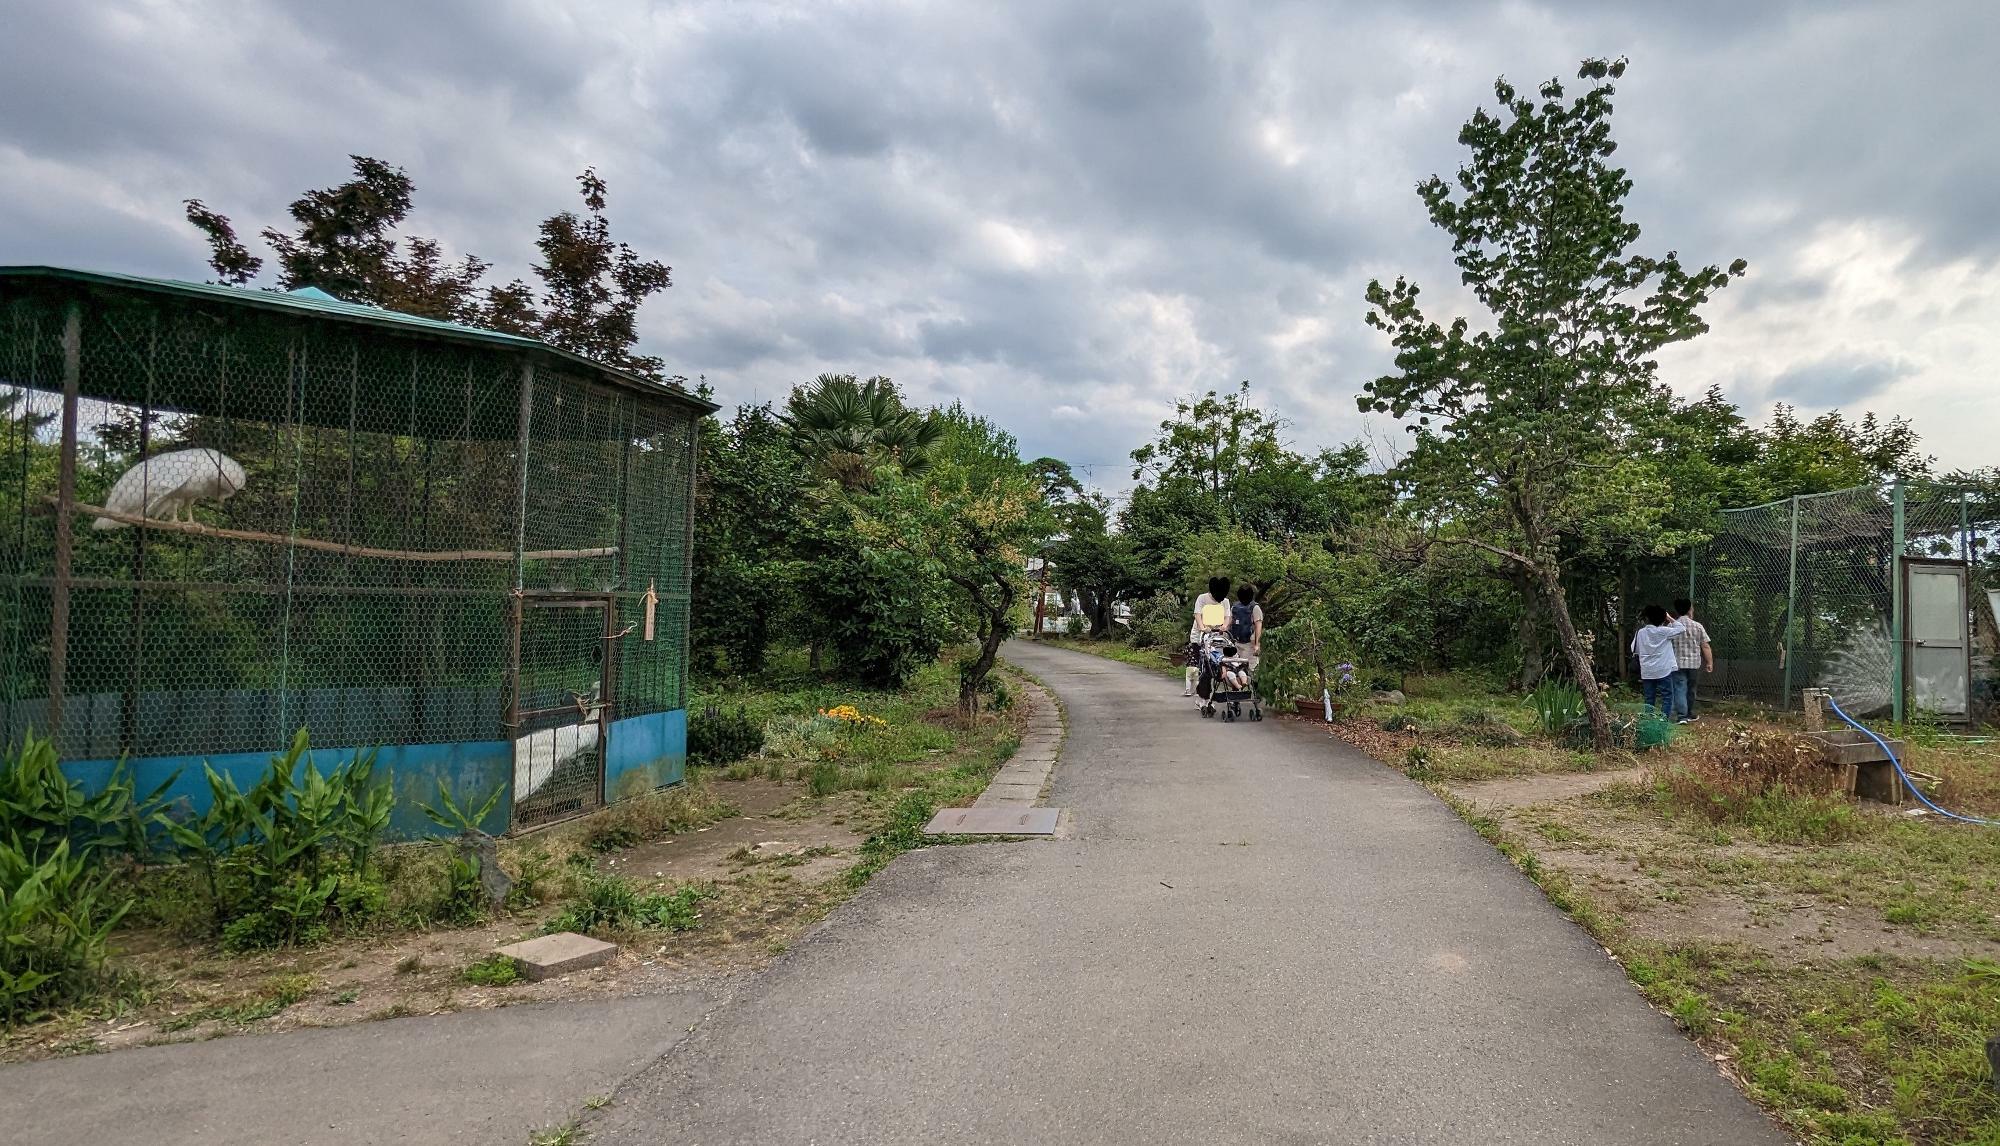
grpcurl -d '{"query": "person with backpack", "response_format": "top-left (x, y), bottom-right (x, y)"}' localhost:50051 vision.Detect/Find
top-left (1229, 584), bottom-right (1264, 665)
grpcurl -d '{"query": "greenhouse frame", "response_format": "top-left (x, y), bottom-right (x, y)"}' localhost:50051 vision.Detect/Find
top-left (0, 266), bottom-right (715, 836)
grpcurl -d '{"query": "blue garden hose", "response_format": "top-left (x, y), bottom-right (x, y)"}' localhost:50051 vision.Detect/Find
top-left (1823, 695), bottom-right (1997, 826)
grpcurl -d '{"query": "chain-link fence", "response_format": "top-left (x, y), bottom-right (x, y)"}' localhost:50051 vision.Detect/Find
top-left (1691, 481), bottom-right (1997, 722)
top-left (0, 267), bottom-right (711, 835)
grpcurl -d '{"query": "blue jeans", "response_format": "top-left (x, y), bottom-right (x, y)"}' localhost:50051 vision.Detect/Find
top-left (1643, 674), bottom-right (1686, 720)
top-left (1674, 668), bottom-right (1698, 720)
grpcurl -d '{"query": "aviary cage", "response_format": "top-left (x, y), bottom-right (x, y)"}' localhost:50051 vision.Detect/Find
top-left (0, 267), bottom-right (714, 835)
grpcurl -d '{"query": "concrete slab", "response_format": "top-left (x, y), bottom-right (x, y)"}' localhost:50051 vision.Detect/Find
top-left (923, 806), bottom-right (1061, 836)
top-left (495, 932), bottom-right (617, 981)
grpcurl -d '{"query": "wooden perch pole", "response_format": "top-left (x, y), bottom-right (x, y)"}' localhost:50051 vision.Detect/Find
top-left (59, 500), bottom-right (616, 563)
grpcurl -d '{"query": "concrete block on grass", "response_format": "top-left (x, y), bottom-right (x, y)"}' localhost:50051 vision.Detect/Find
top-left (495, 932), bottom-right (617, 981)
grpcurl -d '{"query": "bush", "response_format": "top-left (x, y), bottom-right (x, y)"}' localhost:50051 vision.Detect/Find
top-left (689, 704), bottom-right (765, 765)
top-left (1404, 745), bottom-right (1436, 777)
top-left (1125, 591), bottom-right (1190, 651)
top-left (632, 884), bottom-right (715, 932)
top-left (0, 840), bottom-right (128, 1024)
top-left (1655, 724), bottom-right (1860, 843)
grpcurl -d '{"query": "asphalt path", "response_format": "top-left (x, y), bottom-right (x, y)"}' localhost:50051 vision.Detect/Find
top-left (591, 642), bottom-right (1786, 1145)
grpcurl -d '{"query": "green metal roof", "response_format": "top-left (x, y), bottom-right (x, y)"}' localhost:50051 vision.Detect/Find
top-left (0, 264), bottom-right (717, 414)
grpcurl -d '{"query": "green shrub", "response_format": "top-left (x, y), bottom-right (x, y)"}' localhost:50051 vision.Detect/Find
top-left (688, 704), bottom-right (766, 765)
top-left (1655, 724), bottom-right (1861, 843)
top-left (0, 840), bottom-right (128, 1024)
top-left (806, 761), bottom-right (842, 797)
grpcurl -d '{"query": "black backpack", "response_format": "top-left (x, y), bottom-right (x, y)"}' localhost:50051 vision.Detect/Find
top-left (1228, 601), bottom-right (1257, 642)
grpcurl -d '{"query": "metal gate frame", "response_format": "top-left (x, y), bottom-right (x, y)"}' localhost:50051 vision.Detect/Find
top-left (506, 590), bottom-right (618, 830)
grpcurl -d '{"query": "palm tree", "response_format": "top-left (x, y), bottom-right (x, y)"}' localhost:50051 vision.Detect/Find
top-left (783, 374), bottom-right (944, 489)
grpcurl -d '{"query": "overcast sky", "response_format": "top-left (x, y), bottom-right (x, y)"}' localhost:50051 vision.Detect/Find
top-left (4, 1), bottom-right (1995, 490)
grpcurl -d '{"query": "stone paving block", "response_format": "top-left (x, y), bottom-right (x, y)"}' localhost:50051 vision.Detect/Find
top-left (924, 806), bottom-right (1060, 835)
top-left (495, 932), bottom-right (618, 981)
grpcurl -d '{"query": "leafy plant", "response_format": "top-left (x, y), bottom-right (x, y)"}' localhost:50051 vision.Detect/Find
top-left (688, 704), bottom-right (766, 765)
top-left (1530, 680), bottom-right (1588, 738)
top-left (0, 732), bottom-right (175, 865)
top-left (0, 840), bottom-right (128, 1025)
top-left (418, 778), bottom-right (509, 924)
top-left (160, 729), bottom-right (395, 946)
top-left (1404, 745), bottom-right (1437, 778)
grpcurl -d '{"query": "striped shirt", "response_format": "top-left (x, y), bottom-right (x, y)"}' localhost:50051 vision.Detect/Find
top-left (1672, 618), bottom-right (1709, 670)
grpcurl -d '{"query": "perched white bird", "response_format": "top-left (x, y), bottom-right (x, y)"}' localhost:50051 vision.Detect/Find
top-left (92, 448), bottom-right (247, 530)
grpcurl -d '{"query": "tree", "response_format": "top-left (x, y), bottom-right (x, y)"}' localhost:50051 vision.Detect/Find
top-left (1047, 495), bottom-right (1145, 636)
top-left (848, 406), bottom-right (1053, 714)
top-left (691, 402), bottom-right (816, 673)
top-left (519, 168), bottom-right (673, 378)
top-left (783, 374), bottom-right (944, 490)
top-left (1360, 58), bottom-right (1746, 747)
top-left (184, 158), bottom-right (676, 377)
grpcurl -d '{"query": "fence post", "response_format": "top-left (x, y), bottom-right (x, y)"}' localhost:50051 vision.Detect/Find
top-left (47, 301), bottom-right (82, 740)
top-left (1891, 477), bottom-right (1906, 724)
top-left (1687, 544), bottom-right (1696, 605)
top-left (1960, 490), bottom-right (1972, 563)
top-left (1781, 495), bottom-right (1800, 709)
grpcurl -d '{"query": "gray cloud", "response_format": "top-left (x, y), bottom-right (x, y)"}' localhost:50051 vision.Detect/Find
top-left (4, 0), bottom-right (1998, 482)
top-left (1766, 354), bottom-right (1915, 407)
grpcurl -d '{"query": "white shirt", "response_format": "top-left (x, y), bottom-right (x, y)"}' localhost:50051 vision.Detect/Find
top-left (1631, 618), bottom-right (1689, 681)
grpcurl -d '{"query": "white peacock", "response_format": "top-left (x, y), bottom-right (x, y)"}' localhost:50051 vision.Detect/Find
top-left (92, 448), bottom-right (247, 530)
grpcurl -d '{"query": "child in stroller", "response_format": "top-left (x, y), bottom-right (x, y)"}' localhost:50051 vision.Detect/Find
top-left (1193, 632), bottom-right (1262, 722)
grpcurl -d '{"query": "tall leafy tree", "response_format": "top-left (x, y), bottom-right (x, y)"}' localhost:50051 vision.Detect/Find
top-left (1360, 58), bottom-right (1746, 746)
top-left (848, 406), bottom-right (1053, 714)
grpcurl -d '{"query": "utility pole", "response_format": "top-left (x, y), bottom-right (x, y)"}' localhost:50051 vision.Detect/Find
top-left (1032, 553), bottom-right (1050, 639)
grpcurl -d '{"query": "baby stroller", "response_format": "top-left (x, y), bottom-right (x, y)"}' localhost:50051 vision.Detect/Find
top-left (1192, 631), bottom-right (1262, 722)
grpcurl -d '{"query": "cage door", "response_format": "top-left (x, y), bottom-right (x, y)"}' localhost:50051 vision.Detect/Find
top-left (1903, 559), bottom-right (1970, 720)
top-left (510, 596), bottom-right (614, 829)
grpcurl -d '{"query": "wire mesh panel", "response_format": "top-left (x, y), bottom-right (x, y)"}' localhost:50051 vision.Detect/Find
top-left (0, 270), bottom-right (709, 835)
top-left (1692, 482), bottom-right (2000, 721)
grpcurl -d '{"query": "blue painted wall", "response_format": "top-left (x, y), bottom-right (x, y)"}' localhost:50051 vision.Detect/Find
top-left (64, 739), bottom-right (514, 840)
top-left (603, 709), bottom-right (687, 804)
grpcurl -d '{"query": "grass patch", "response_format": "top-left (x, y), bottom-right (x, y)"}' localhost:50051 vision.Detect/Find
top-left (1038, 636), bottom-right (1181, 675)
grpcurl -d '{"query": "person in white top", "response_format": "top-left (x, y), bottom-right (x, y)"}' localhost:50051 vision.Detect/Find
top-left (1630, 605), bottom-right (1689, 719)
top-left (1185, 576), bottom-right (1231, 696)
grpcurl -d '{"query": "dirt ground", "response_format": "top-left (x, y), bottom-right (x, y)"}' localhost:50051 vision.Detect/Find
top-left (2, 773), bottom-right (867, 1064)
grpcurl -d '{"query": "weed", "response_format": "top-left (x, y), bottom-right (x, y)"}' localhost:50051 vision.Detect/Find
top-left (584, 1094), bottom-right (611, 1111)
top-left (461, 954), bottom-right (524, 987)
top-left (331, 988), bottom-right (360, 1006)
top-left (549, 872), bottom-right (639, 935)
top-left (1403, 745), bottom-right (1436, 778)
top-left (528, 1123), bottom-right (582, 1146)
top-left (1654, 724), bottom-right (1862, 844)
top-left (633, 884), bottom-right (716, 932)
top-left (1529, 679), bottom-right (1587, 738)
top-left (394, 953), bottom-right (425, 976)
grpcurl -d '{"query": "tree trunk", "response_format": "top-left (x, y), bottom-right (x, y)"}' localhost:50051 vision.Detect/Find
top-left (957, 581), bottom-right (1017, 717)
top-left (1513, 570), bottom-right (1543, 692)
top-left (1535, 560), bottom-right (1612, 749)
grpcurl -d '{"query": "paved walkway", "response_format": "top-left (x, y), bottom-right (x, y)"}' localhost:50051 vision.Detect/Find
top-left (590, 643), bottom-right (1786, 1144)
top-left (0, 991), bottom-right (718, 1146)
